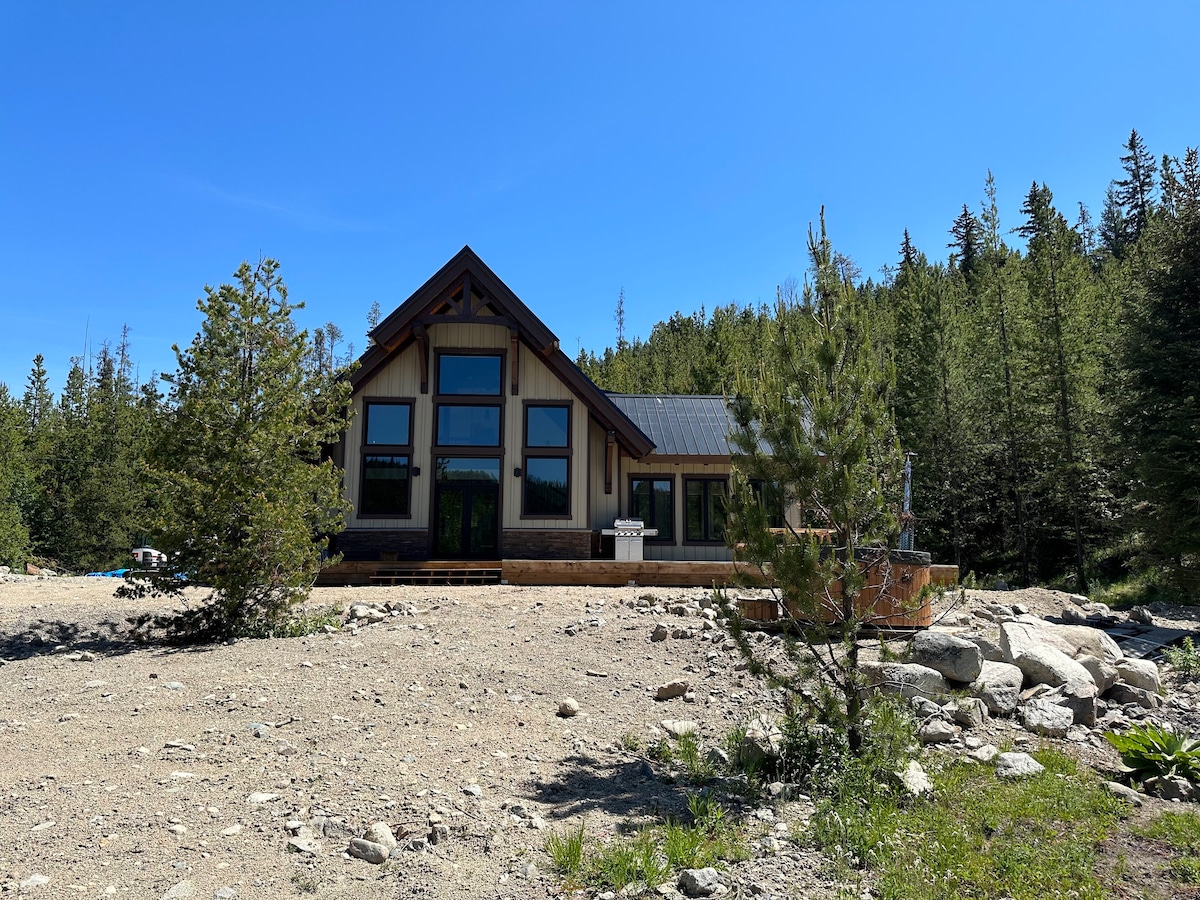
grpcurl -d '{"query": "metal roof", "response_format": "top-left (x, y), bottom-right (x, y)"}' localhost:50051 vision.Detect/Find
top-left (606, 395), bottom-right (738, 457)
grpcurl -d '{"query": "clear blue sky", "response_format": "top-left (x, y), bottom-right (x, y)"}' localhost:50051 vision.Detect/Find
top-left (2, 1), bottom-right (1197, 394)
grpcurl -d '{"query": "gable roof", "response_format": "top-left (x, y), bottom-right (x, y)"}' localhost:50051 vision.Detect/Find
top-left (607, 395), bottom-right (738, 459)
top-left (352, 246), bottom-right (655, 459)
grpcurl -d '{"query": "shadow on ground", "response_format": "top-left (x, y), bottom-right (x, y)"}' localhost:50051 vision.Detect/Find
top-left (524, 753), bottom-right (751, 825)
top-left (0, 615), bottom-right (218, 662)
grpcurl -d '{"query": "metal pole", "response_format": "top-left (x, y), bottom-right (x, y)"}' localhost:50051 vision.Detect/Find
top-left (899, 452), bottom-right (916, 551)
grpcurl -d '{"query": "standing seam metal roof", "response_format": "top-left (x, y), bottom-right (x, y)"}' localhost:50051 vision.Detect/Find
top-left (605, 395), bottom-right (737, 457)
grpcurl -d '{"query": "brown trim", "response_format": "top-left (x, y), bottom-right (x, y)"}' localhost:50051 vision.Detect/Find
top-left (633, 454), bottom-right (730, 466)
top-left (351, 246), bottom-right (654, 459)
top-left (628, 473), bottom-right (676, 544)
top-left (520, 401), bottom-right (572, 519)
top-left (604, 431), bottom-right (615, 495)
top-left (433, 348), bottom-right (506, 397)
top-left (358, 398), bottom-right (416, 519)
top-left (413, 324), bottom-right (429, 394)
top-left (510, 328), bottom-right (520, 395)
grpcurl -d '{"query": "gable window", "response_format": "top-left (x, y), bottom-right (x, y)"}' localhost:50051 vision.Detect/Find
top-left (360, 400), bottom-right (413, 516)
top-left (630, 477), bottom-right (673, 542)
top-left (522, 403), bottom-right (571, 517)
top-left (438, 354), bottom-right (502, 395)
top-left (685, 478), bottom-right (727, 543)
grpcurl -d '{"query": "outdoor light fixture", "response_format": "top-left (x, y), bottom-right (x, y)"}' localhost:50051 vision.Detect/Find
top-left (513, 467), bottom-right (522, 477)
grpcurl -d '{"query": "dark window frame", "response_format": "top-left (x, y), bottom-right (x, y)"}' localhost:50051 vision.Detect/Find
top-left (628, 475), bottom-right (675, 544)
top-left (432, 350), bottom-right (506, 452)
top-left (521, 401), bottom-right (573, 519)
top-left (359, 398), bottom-right (415, 519)
top-left (435, 350), bottom-right (504, 396)
top-left (684, 477), bottom-right (729, 545)
top-left (748, 479), bottom-right (786, 530)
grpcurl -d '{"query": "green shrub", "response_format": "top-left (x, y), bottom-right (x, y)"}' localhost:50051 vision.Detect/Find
top-left (1105, 723), bottom-right (1200, 783)
top-left (1165, 637), bottom-right (1200, 678)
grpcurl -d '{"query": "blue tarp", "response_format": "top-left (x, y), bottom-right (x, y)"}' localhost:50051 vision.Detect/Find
top-left (85, 568), bottom-right (131, 578)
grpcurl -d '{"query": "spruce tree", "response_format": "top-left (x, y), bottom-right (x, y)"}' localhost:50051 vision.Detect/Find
top-left (1121, 148), bottom-right (1200, 588)
top-left (125, 259), bottom-right (353, 640)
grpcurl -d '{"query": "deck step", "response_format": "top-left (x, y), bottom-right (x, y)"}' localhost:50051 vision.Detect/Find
top-left (369, 567), bottom-right (502, 586)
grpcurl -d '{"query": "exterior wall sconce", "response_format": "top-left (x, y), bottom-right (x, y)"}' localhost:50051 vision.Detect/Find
top-left (513, 467), bottom-right (522, 478)
top-left (411, 466), bottom-right (421, 476)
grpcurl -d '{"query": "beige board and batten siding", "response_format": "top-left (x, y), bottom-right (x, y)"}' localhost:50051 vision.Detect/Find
top-left (344, 320), bottom-right (588, 531)
top-left (615, 451), bottom-right (736, 562)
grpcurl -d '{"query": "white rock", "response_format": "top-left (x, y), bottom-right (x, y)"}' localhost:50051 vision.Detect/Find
top-left (995, 751), bottom-right (1045, 778)
top-left (1020, 698), bottom-right (1073, 737)
top-left (897, 760), bottom-right (934, 797)
top-left (348, 837), bottom-right (388, 864)
top-left (557, 697), bottom-right (580, 718)
top-left (364, 821), bottom-right (397, 851)
top-left (1116, 658), bottom-right (1161, 693)
top-left (969, 660), bottom-right (1024, 715)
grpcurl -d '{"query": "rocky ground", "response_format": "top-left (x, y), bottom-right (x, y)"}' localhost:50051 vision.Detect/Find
top-left (0, 576), bottom-right (1196, 900)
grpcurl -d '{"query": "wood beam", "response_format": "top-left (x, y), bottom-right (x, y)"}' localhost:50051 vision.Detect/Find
top-left (605, 431), bottom-right (615, 494)
top-left (414, 323), bottom-right (429, 394)
top-left (510, 328), bottom-right (520, 395)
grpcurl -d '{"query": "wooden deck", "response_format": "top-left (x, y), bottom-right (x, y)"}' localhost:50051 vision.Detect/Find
top-left (317, 558), bottom-right (749, 588)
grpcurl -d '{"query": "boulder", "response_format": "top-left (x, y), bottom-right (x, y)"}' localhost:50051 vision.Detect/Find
top-left (1009, 644), bottom-right (1096, 690)
top-left (1020, 698), bottom-right (1073, 737)
top-left (968, 661), bottom-right (1024, 716)
top-left (348, 838), bottom-right (388, 864)
top-left (960, 632), bottom-right (1006, 663)
top-left (950, 697), bottom-right (988, 728)
top-left (1001, 619), bottom-right (1123, 666)
top-left (1077, 655), bottom-right (1118, 693)
top-left (1046, 679), bottom-right (1098, 726)
top-left (872, 663), bottom-right (951, 701)
top-left (1106, 683), bottom-right (1162, 709)
top-left (655, 680), bottom-right (689, 701)
top-left (678, 867), bottom-right (722, 897)
top-left (995, 751), bottom-right (1045, 779)
top-left (919, 719), bottom-right (957, 744)
top-left (739, 715), bottom-right (783, 767)
top-left (1116, 659), bottom-right (1161, 693)
top-left (363, 822), bottom-right (397, 852)
top-left (910, 631), bottom-right (984, 683)
top-left (896, 760), bottom-right (934, 798)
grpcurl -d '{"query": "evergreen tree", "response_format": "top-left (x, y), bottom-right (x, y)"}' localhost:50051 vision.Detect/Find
top-left (125, 259), bottom-right (354, 640)
top-left (1115, 129), bottom-right (1158, 241)
top-left (0, 386), bottom-right (31, 567)
top-left (948, 204), bottom-right (982, 279)
top-left (1121, 146), bottom-right (1200, 588)
top-left (727, 210), bottom-right (901, 756)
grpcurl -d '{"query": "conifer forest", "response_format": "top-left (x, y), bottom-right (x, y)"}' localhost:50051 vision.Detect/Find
top-left (2, 131), bottom-right (1197, 594)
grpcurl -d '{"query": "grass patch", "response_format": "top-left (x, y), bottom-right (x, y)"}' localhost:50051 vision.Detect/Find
top-left (1165, 637), bottom-right (1200, 679)
top-left (805, 748), bottom-right (1128, 900)
top-left (542, 793), bottom-right (749, 894)
top-left (1137, 810), bottom-right (1200, 884)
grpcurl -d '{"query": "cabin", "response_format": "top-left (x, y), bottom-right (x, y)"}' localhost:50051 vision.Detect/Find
top-left (326, 246), bottom-right (763, 583)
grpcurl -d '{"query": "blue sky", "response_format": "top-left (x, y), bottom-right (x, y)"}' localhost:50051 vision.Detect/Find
top-left (2, 1), bottom-right (1197, 394)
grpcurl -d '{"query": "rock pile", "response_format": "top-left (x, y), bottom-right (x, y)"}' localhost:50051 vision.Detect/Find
top-left (866, 599), bottom-right (1172, 751)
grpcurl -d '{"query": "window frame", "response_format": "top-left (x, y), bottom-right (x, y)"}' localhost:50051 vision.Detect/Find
top-left (628, 475), bottom-right (675, 544)
top-left (432, 350), bottom-right (506, 453)
top-left (358, 398), bottom-right (415, 519)
top-left (520, 401), bottom-right (572, 519)
top-left (684, 477), bottom-right (729, 545)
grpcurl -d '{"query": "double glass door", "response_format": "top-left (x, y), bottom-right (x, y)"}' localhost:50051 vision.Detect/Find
top-left (434, 457), bottom-right (500, 558)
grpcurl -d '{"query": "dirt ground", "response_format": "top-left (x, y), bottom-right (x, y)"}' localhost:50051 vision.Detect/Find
top-left (0, 578), bottom-right (1195, 899)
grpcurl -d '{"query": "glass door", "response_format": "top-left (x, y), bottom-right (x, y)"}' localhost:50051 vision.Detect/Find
top-left (434, 458), bottom-right (500, 558)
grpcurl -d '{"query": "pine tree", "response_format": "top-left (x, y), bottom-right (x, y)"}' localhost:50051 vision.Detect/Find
top-left (124, 259), bottom-right (354, 640)
top-left (949, 204), bottom-right (982, 279)
top-left (0, 385), bottom-right (31, 567)
top-left (727, 210), bottom-right (901, 756)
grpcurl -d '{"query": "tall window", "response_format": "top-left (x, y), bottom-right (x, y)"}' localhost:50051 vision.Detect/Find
top-left (360, 400), bottom-right (413, 516)
top-left (523, 403), bottom-right (570, 517)
top-left (434, 353), bottom-right (503, 448)
top-left (685, 478), bottom-right (727, 543)
top-left (630, 477), bottom-right (673, 542)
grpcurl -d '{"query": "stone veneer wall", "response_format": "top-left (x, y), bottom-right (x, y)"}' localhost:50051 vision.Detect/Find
top-left (501, 529), bottom-right (593, 560)
top-left (334, 529), bottom-right (428, 561)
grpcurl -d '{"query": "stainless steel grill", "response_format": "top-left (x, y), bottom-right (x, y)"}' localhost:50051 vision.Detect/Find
top-left (601, 518), bottom-right (658, 561)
